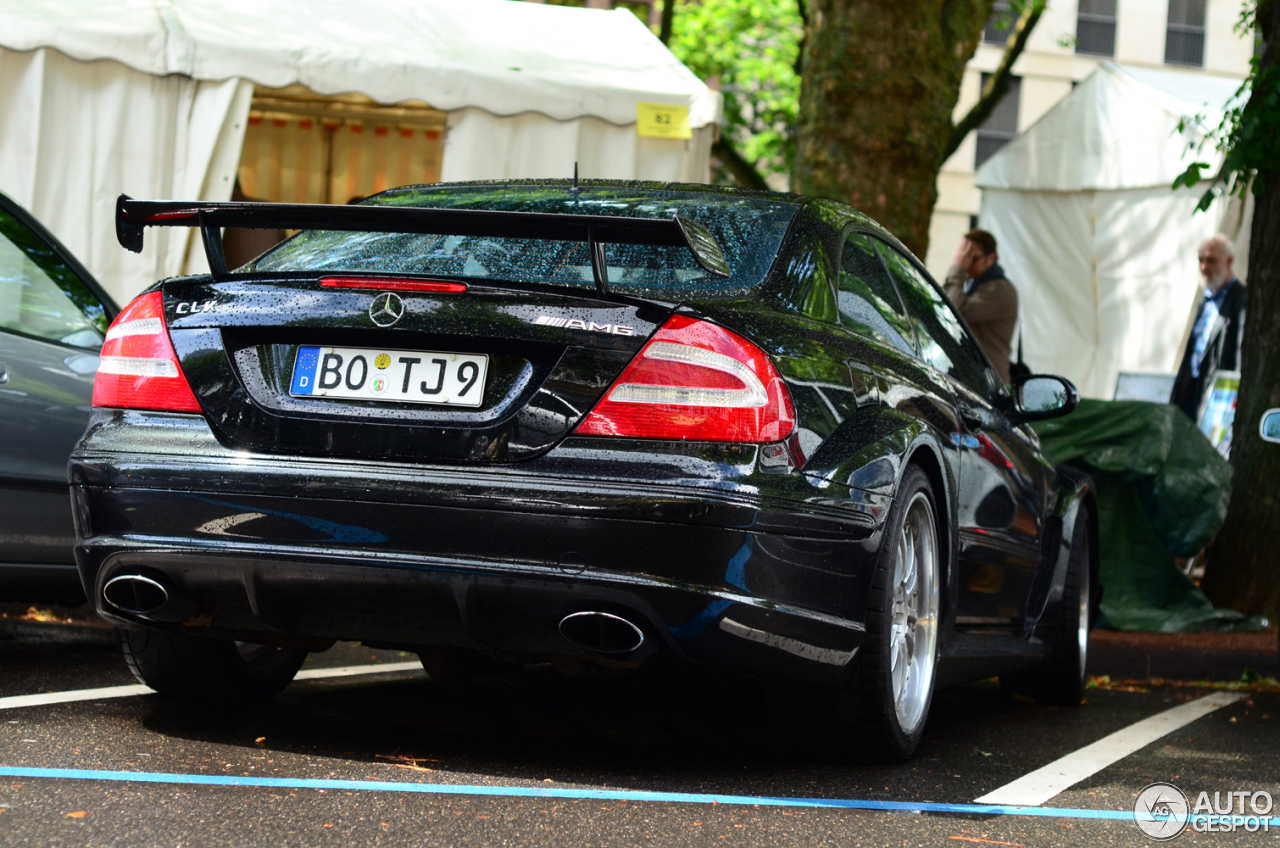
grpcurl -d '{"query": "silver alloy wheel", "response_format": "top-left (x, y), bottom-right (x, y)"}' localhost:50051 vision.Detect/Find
top-left (890, 491), bottom-right (940, 735)
top-left (1076, 546), bottom-right (1090, 677)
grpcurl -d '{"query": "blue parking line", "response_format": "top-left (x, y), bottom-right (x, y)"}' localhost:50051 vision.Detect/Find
top-left (8, 766), bottom-right (1277, 828)
top-left (0, 766), bottom-right (1137, 820)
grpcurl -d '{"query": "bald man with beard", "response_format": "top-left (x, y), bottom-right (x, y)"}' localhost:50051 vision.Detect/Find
top-left (1171, 235), bottom-right (1246, 423)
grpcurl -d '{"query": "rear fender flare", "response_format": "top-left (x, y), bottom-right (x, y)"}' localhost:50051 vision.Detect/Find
top-left (1028, 468), bottom-right (1096, 630)
top-left (901, 434), bottom-right (956, 622)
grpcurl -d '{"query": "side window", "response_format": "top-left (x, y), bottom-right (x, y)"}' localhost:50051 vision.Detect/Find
top-left (837, 232), bottom-right (916, 356)
top-left (0, 209), bottom-right (106, 349)
top-left (793, 231), bottom-right (838, 323)
top-left (874, 240), bottom-right (993, 396)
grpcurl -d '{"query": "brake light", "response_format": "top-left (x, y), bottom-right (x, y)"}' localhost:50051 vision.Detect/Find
top-left (93, 291), bottom-right (201, 412)
top-left (319, 277), bottom-right (467, 293)
top-left (574, 315), bottom-right (795, 443)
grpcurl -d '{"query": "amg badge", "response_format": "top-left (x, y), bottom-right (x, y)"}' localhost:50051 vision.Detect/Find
top-left (532, 315), bottom-right (634, 335)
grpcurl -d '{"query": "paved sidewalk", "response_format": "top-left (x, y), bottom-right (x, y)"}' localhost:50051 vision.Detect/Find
top-left (1088, 627), bottom-right (1279, 682)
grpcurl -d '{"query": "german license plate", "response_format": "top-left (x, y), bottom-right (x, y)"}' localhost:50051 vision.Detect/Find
top-left (289, 345), bottom-right (488, 407)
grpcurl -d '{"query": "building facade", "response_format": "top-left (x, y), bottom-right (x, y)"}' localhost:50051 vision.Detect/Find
top-left (927, 0), bottom-right (1256, 279)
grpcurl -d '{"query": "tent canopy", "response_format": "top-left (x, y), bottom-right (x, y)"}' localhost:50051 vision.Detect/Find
top-left (0, 0), bottom-right (720, 304)
top-left (0, 0), bottom-right (719, 127)
top-left (974, 63), bottom-right (1249, 400)
top-left (976, 62), bottom-right (1241, 192)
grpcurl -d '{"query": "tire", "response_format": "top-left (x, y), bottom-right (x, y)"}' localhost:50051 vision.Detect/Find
top-left (848, 465), bottom-right (942, 761)
top-left (1001, 516), bottom-right (1092, 705)
top-left (117, 626), bottom-right (307, 702)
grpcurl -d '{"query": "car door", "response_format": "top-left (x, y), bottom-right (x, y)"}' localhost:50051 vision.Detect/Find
top-left (872, 241), bottom-right (1047, 631)
top-left (0, 195), bottom-right (116, 581)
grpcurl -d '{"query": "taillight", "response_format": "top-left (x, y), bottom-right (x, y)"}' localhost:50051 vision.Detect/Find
top-left (574, 315), bottom-right (795, 443)
top-left (93, 291), bottom-right (201, 412)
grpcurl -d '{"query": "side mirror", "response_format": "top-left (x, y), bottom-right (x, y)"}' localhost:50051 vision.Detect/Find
top-left (1261, 409), bottom-right (1280, 444)
top-left (1012, 374), bottom-right (1079, 421)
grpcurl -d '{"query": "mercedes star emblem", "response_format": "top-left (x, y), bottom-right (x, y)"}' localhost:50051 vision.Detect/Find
top-left (368, 292), bottom-right (405, 327)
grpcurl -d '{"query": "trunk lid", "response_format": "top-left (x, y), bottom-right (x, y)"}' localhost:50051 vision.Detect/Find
top-left (163, 276), bottom-right (675, 463)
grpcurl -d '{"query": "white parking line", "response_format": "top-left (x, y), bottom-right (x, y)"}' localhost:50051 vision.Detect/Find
top-left (0, 661), bottom-right (423, 712)
top-left (0, 684), bottom-right (154, 711)
top-left (294, 661), bottom-right (422, 681)
top-left (975, 691), bottom-right (1246, 807)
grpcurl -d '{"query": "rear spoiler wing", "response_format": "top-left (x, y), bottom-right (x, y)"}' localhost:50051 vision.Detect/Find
top-left (115, 194), bottom-right (730, 297)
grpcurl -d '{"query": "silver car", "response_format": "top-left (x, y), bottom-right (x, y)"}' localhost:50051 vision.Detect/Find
top-left (0, 191), bottom-right (117, 603)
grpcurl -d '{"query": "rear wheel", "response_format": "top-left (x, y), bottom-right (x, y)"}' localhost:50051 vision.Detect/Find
top-left (1001, 517), bottom-right (1092, 705)
top-left (847, 465), bottom-right (941, 760)
top-left (117, 626), bottom-right (306, 702)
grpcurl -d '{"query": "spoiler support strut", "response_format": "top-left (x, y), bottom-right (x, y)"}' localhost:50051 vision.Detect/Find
top-left (196, 210), bottom-right (228, 280)
top-left (586, 223), bottom-right (609, 298)
top-left (115, 195), bottom-right (731, 291)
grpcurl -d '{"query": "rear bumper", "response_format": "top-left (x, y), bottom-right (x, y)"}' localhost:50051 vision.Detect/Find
top-left (76, 544), bottom-right (865, 685)
top-left (70, 413), bottom-right (888, 685)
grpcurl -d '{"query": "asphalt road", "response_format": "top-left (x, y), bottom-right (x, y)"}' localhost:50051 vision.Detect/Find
top-left (0, 611), bottom-right (1276, 847)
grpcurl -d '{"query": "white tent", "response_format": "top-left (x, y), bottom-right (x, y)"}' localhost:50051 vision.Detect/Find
top-left (975, 62), bottom-right (1249, 400)
top-left (0, 0), bottom-right (721, 304)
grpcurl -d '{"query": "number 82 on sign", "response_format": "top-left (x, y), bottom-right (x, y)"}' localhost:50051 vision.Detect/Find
top-left (636, 102), bottom-right (691, 139)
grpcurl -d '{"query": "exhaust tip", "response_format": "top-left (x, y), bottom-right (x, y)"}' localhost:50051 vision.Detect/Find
top-left (559, 611), bottom-right (646, 656)
top-left (103, 574), bottom-right (170, 616)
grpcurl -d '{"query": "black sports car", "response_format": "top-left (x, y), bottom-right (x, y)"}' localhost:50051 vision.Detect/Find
top-left (72, 182), bottom-right (1095, 758)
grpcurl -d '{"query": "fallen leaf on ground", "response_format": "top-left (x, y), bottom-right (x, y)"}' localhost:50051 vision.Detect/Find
top-left (375, 754), bottom-right (436, 773)
top-left (948, 838), bottom-right (1023, 847)
top-left (66, 811), bottom-right (88, 818)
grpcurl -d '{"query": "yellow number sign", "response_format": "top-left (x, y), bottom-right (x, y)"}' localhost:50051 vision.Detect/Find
top-left (637, 102), bottom-right (691, 139)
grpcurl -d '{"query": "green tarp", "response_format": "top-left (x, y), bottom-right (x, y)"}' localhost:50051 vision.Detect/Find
top-left (1033, 399), bottom-right (1266, 633)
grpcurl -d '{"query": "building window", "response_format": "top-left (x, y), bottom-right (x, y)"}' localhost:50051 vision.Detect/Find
top-left (983, 1), bottom-right (1014, 44)
top-left (1165, 0), bottom-right (1206, 66)
top-left (1076, 0), bottom-right (1117, 56)
top-left (975, 74), bottom-right (1021, 169)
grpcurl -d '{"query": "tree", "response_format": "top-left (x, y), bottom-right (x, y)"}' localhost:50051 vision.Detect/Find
top-left (668, 0), bottom-right (803, 189)
top-left (1176, 1), bottom-right (1280, 620)
top-left (791, 0), bottom-right (1044, 258)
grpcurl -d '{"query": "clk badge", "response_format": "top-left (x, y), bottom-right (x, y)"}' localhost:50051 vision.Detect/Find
top-left (368, 292), bottom-right (405, 327)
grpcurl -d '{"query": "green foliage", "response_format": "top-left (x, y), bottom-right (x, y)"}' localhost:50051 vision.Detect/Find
top-left (668, 0), bottom-right (802, 185)
top-left (1173, 1), bottom-right (1280, 212)
top-left (987, 0), bottom-right (1034, 35)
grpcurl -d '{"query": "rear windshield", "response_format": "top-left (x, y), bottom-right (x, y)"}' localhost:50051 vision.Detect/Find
top-left (247, 185), bottom-right (799, 299)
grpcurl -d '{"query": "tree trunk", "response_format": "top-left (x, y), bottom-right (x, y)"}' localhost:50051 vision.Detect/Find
top-left (1200, 3), bottom-right (1280, 620)
top-left (792, 0), bottom-right (993, 258)
top-left (944, 0), bottom-right (1043, 160)
top-left (713, 138), bottom-right (771, 191)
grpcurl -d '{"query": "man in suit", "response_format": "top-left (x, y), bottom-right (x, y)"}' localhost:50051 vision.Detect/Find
top-left (943, 229), bottom-right (1019, 385)
top-left (1172, 235), bottom-right (1246, 424)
